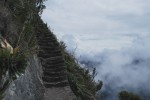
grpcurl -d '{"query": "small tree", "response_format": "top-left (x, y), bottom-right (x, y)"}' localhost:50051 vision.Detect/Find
top-left (119, 91), bottom-right (141, 100)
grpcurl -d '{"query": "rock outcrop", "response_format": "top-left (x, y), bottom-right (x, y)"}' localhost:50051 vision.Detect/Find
top-left (4, 55), bottom-right (44, 100)
top-left (1, 1), bottom-right (76, 99)
top-left (3, 25), bottom-right (76, 100)
top-left (3, 30), bottom-right (77, 100)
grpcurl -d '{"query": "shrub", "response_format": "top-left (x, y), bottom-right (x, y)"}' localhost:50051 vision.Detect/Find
top-left (0, 48), bottom-right (27, 99)
top-left (59, 41), bottom-right (103, 100)
top-left (119, 91), bottom-right (141, 100)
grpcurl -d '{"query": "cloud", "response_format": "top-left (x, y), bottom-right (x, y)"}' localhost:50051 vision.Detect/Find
top-left (78, 34), bottom-right (150, 99)
top-left (42, 0), bottom-right (150, 35)
top-left (61, 34), bottom-right (78, 52)
top-left (42, 1), bottom-right (150, 99)
top-left (60, 33), bottom-right (136, 54)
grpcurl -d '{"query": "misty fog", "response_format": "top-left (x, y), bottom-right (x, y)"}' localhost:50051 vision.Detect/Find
top-left (77, 34), bottom-right (150, 100)
top-left (42, 0), bottom-right (150, 99)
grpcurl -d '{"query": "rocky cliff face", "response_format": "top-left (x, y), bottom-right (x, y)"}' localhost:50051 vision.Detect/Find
top-left (0, 1), bottom-right (76, 100)
top-left (3, 55), bottom-right (76, 100)
top-left (0, 1), bottom-right (18, 47)
top-left (1, 1), bottom-right (99, 100)
top-left (3, 49), bottom-right (76, 100)
top-left (4, 55), bottom-right (44, 100)
top-left (3, 47), bottom-right (76, 100)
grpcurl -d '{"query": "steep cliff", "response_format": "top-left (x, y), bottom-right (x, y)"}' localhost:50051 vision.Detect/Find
top-left (0, 0), bottom-right (76, 99)
top-left (4, 55), bottom-right (44, 100)
top-left (0, 1), bottom-right (101, 100)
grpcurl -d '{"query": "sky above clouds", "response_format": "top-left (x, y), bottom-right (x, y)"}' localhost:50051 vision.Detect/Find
top-left (42, 1), bottom-right (150, 99)
top-left (42, 0), bottom-right (150, 53)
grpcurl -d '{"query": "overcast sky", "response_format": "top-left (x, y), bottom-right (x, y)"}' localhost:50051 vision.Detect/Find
top-left (42, 0), bottom-right (150, 53)
top-left (42, 1), bottom-right (150, 99)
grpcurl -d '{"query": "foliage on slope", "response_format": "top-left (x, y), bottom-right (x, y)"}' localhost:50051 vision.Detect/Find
top-left (5, 0), bottom-right (40, 55)
top-left (59, 42), bottom-right (103, 100)
top-left (33, 18), bottom-right (103, 99)
top-left (0, 48), bottom-right (27, 99)
top-left (119, 91), bottom-right (141, 100)
top-left (0, 0), bottom-right (103, 100)
top-left (0, 0), bottom-right (45, 99)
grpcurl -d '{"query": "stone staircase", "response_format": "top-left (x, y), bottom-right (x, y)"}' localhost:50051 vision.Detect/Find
top-left (37, 31), bottom-right (68, 88)
top-left (36, 25), bottom-right (76, 100)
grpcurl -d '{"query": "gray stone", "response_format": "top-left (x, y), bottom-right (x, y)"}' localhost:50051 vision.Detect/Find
top-left (4, 55), bottom-right (44, 100)
top-left (43, 86), bottom-right (77, 100)
top-left (1, 2), bottom-right (77, 99)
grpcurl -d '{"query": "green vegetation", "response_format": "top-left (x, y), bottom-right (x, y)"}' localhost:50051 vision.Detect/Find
top-left (0, 48), bottom-right (27, 99)
top-left (0, 0), bottom-right (41, 99)
top-left (6, 0), bottom-right (39, 56)
top-left (59, 41), bottom-right (103, 100)
top-left (0, 1), bottom-right (145, 100)
top-left (33, 19), bottom-right (103, 99)
top-left (0, 0), bottom-right (102, 100)
top-left (32, 17), bottom-right (102, 99)
top-left (119, 91), bottom-right (141, 100)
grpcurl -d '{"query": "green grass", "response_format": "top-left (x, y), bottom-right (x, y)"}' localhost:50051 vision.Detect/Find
top-left (119, 91), bottom-right (141, 100)
top-left (59, 41), bottom-right (103, 100)
top-left (0, 48), bottom-right (27, 100)
top-left (1, 1), bottom-right (102, 100)
top-left (0, 1), bottom-right (44, 99)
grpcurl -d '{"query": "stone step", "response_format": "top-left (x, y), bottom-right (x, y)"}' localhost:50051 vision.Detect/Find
top-left (37, 37), bottom-right (54, 40)
top-left (39, 45), bottom-right (59, 50)
top-left (38, 40), bottom-right (57, 44)
top-left (37, 36), bottom-right (56, 41)
top-left (43, 63), bottom-right (65, 69)
top-left (42, 76), bottom-right (67, 83)
top-left (37, 41), bottom-right (57, 45)
top-left (39, 46), bottom-right (59, 51)
top-left (46, 56), bottom-right (63, 60)
top-left (43, 71), bottom-right (66, 77)
top-left (39, 45), bottom-right (59, 51)
top-left (44, 81), bottom-right (69, 88)
top-left (36, 34), bottom-right (52, 38)
top-left (44, 59), bottom-right (64, 65)
top-left (43, 71), bottom-right (66, 76)
top-left (38, 39), bottom-right (57, 43)
top-left (39, 58), bottom-right (64, 66)
top-left (40, 56), bottom-right (63, 62)
top-left (37, 31), bottom-right (69, 88)
top-left (37, 42), bottom-right (58, 46)
top-left (38, 53), bottom-right (62, 58)
top-left (38, 43), bottom-right (57, 47)
top-left (38, 49), bottom-right (61, 55)
top-left (38, 49), bottom-right (61, 54)
top-left (37, 38), bottom-right (56, 41)
top-left (37, 32), bottom-right (54, 36)
top-left (43, 66), bottom-right (66, 72)
top-left (38, 54), bottom-right (55, 58)
top-left (37, 33), bottom-right (54, 36)
top-left (39, 42), bottom-right (59, 47)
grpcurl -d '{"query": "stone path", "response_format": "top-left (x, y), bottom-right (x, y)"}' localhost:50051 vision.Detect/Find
top-left (36, 25), bottom-right (76, 100)
top-left (37, 31), bottom-right (68, 87)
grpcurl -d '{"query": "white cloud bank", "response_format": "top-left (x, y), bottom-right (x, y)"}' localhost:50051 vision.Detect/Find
top-left (79, 34), bottom-right (150, 99)
top-left (42, 0), bottom-right (150, 34)
top-left (42, 0), bottom-right (150, 52)
top-left (42, 0), bottom-right (150, 99)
